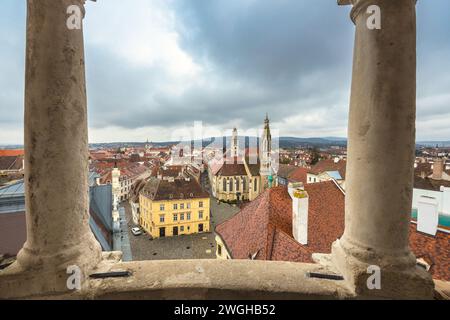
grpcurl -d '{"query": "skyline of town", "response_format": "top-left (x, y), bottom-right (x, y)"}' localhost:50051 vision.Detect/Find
top-left (1, 0), bottom-right (450, 145)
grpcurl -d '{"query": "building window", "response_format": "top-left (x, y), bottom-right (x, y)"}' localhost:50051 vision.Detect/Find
top-left (229, 178), bottom-right (233, 192)
top-left (254, 178), bottom-right (257, 191)
top-left (180, 203), bottom-right (184, 209)
top-left (173, 204), bottom-right (177, 210)
top-left (160, 204), bottom-right (165, 211)
top-left (173, 214), bottom-right (178, 222)
top-left (180, 213), bottom-right (185, 221)
top-left (218, 244), bottom-right (222, 256)
top-left (235, 178), bottom-right (239, 191)
top-left (223, 178), bottom-right (226, 191)
top-left (187, 212), bottom-right (191, 220)
top-left (159, 215), bottom-right (165, 223)
top-left (187, 202), bottom-right (191, 209)
top-left (242, 177), bottom-right (246, 191)
top-left (199, 211), bottom-right (203, 219)
top-left (180, 226), bottom-right (184, 232)
top-left (199, 201), bottom-right (203, 208)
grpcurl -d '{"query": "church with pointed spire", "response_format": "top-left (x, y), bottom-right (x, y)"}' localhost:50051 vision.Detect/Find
top-left (207, 115), bottom-right (277, 203)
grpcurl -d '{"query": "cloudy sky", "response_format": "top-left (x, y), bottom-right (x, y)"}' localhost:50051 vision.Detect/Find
top-left (0, 0), bottom-right (449, 144)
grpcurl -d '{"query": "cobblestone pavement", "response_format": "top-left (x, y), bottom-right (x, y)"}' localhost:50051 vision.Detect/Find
top-left (124, 173), bottom-right (240, 261)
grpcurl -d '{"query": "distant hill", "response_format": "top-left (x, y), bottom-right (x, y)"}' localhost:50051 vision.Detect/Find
top-left (0, 145), bottom-right (23, 150)
top-left (279, 137), bottom-right (347, 148)
top-left (84, 136), bottom-right (349, 150)
top-left (416, 141), bottom-right (450, 147)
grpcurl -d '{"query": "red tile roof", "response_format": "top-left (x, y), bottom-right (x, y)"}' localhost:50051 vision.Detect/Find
top-left (210, 156), bottom-right (250, 177)
top-left (217, 181), bottom-right (450, 281)
top-left (277, 163), bottom-right (298, 179)
top-left (218, 163), bottom-right (248, 176)
top-left (216, 181), bottom-right (345, 261)
top-left (276, 165), bottom-right (308, 184)
top-left (142, 177), bottom-right (209, 201)
top-left (277, 164), bottom-right (298, 179)
top-left (210, 160), bottom-right (224, 176)
top-left (95, 162), bottom-right (149, 184)
top-left (288, 167), bottom-right (309, 184)
top-left (409, 224), bottom-right (450, 281)
top-left (129, 179), bottom-right (148, 202)
top-left (308, 159), bottom-right (346, 179)
top-left (0, 150), bottom-right (24, 157)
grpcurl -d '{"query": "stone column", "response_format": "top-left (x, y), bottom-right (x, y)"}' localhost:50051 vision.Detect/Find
top-left (16, 0), bottom-right (102, 289)
top-left (331, 0), bottom-right (434, 298)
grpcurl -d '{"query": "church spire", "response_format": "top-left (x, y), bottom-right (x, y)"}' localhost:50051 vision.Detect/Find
top-left (260, 114), bottom-right (273, 188)
top-left (231, 127), bottom-right (239, 158)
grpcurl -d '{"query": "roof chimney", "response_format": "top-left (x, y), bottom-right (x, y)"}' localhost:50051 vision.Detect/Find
top-left (432, 158), bottom-right (444, 180)
top-left (417, 195), bottom-right (439, 236)
top-left (288, 182), bottom-right (308, 245)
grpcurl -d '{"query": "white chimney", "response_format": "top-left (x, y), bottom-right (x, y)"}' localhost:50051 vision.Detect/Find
top-left (417, 195), bottom-right (439, 236)
top-left (288, 182), bottom-right (308, 245)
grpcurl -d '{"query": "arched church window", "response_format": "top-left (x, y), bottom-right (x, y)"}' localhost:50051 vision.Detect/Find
top-left (223, 178), bottom-right (226, 191)
top-left (235, 177), bottom-right (239, 191)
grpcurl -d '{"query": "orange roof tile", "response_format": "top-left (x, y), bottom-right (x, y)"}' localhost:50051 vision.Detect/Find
top-left (217, 181), bottom-right (450, 281)
top-left (216, 181), bottom-right (345, 261)
top-left (0, 150), bottom-right (24, 157)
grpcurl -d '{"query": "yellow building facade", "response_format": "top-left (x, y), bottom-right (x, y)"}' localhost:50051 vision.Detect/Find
top-left (139, 178), bottom-right (210, 238)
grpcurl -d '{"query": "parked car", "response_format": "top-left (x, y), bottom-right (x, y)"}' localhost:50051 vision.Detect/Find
top-left (131, 227), bottom-right (142, 236)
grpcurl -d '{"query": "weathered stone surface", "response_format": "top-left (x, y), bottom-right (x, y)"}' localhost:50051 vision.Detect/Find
top-left (14, 0), bottom-right (102, 294)
top-left (331, 0), bottom-right (434, 299)
top-left (0, 259), bottom-right (353, 300)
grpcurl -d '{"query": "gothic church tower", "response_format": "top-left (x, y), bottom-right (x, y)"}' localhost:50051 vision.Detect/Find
top-left (231, 127), bottom-right (239, 158)
top-left (260, 114), bottom-right (273, 189)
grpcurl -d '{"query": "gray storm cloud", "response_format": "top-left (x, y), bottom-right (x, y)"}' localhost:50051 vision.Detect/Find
top-left (0, 0), bottom-right (449, 143)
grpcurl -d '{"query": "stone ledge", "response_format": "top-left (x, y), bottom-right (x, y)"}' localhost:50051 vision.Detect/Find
top-left (0, 258), bottom-right (354, 300)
